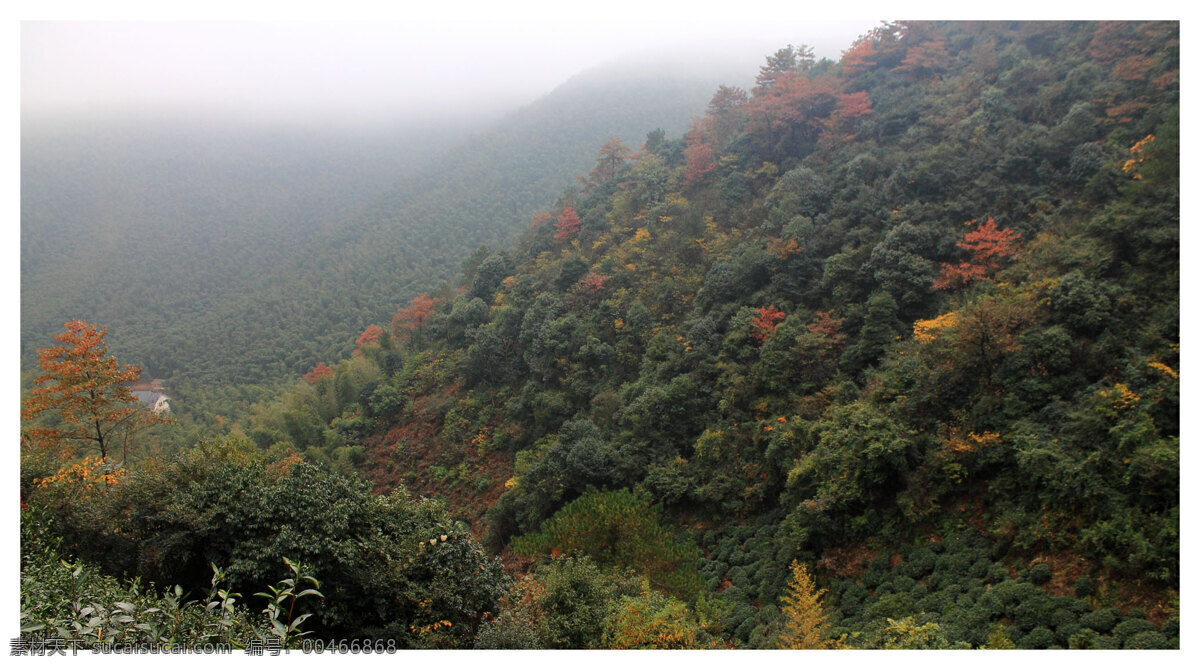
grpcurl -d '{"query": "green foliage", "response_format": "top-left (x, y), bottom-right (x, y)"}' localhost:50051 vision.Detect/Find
top-left (474, 556), bottom-right (641, 649)
top-left (254, 558), bottom-right (324, 646)
top-left (856, 616), bottom-right (968, 650)
top-left (26, 443), bottom-right (505, 647)
top-left (511, 488), bottom-right (702, 598)
top-left (20, 513), bottom-right (272, 647)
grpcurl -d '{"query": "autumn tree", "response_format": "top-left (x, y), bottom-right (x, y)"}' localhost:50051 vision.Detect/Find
top-left (745, 73), bottom-right (842, 159)
top-left (303, 362), bottom-right (335, 384)
top-left (750, 305), bottom-right (786, 343)
top-left (353, 324), bottom-right (384, 356)
top-left (22, 320), bottom-right (161, 461)
top-left (776, 561), bottom-right (836, 649)
top-left (821, 91), bottom-right (874, 145)
top-left (604, 585), bottom-right (718, 649)
top-left (896, 39), bottom-right (950, 79)
top-left (582, 138), bottom-right (631, 189)
top-left (934, 217), bottom-right (1022, 290)
top-left (555, 207), bottom-right (582, 241)
top-left (682, 142), bottom-right (716, 189)
top-left (391, 292), bottom-right (438, 338)
top-left (840, 35), bottom-right (878, 76)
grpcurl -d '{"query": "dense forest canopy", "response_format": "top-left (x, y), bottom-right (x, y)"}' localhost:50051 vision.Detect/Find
top-left (21, 20), bottom-right (1179, 651)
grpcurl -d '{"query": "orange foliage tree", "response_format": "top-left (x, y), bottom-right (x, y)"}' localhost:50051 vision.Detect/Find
top-left (582, 137), bottom-right (631, 189)
top-left (22, 320), bottom-right (161, 461)
top-left (391, 292), bottom-right (438, 337)
top-left (353, 324), bottom-right (384, 355)
top-left (933, 217), bottom-right (1021, 289)
top-left (745, 73), bottom-right (842, 150)
top-left (897, 39), bottom-right (950, 79)
top-left (841, 22), bottom-right (906, 76)
top-left (750, 305), bottom-right (786, 343)
top-left (303, 362), bottom-right (334, 383)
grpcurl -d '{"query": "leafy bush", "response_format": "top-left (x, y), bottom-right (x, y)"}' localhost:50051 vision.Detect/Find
top-left (20, 514), bottom-right (320, 648)
top-left (1124, 630), bottom-right (1172, 649)
top-left (474, 556), bottom-right (640, 649)
top-left (1027, 561), bottom-right (1052, 585)
top-left (1017, 626), bottom-right (1056, 649)
top-left (511, 488), bottom-right (702, 598)
top-left (1078, 607), bottom-right (1120, 634)
top-left (1111, 618), bottom-right (1156, 645)
top-left (28, 442), bottom-right (505, 646)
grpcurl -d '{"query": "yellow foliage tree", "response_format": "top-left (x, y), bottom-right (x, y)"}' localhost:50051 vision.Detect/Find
top-left (913, 311), bottom-right (959, 343)
top-left (777, 560), bottom-right (836, 649)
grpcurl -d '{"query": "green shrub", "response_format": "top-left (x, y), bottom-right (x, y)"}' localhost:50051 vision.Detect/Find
top-left (1011, 593), bottom-right (1056, 632)
top-left (474, 556), bottom-right (640, 649)
top-left (1048, 607), bottom-right (1079, 631)
top-left (1018, 626), bottom-right (1055, 649)
top-left (902, 547), bottom-right (936, 579)
top-left (1068, 628), bottom-right (1099, 649)
top-left (865, 592), bottom-right (917, 621)
top-left (1078, 607), bottom-right (1120, 634)
top-left (19, 515), bottom-right (317, 648)
top-left (511, 488), bottom-right (702, 599)
top-left (937, 552), bottom-right (973, 578)
top-left (1028, 562), bottom-right (1052, 585)
top-left (1124, 630), bottom-right (1172, 649)
top-left (38, 448), bottom-right (507, 646)
top-left (986, 563), bottom-right (1009, 583)
top-left (968, 558), bottom-right (991, 579)
top-left (1111, 618), bottom-right (1156, 644)
top-left (1054, 622), bottom-right (1081, 646)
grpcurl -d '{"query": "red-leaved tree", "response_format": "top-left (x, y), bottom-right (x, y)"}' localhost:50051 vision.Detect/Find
top-left (934, 217), bottom-right (1022, 290)
top-left (354, 324), bottom-right (384, 355)
top-left (683, 142), bottom-right (716, 188)
top-left (750, 305), bottom-right (787, 343)
top-left (555, 207), bottom-right (581, 241)
top-left (303, 363), bottom-right (334, 384)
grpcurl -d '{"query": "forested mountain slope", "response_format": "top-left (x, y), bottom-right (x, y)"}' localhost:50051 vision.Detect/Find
top-left (238, 21), bottom-right (1178, 648)
top-left (22, 21), bottom-right (1178, 650)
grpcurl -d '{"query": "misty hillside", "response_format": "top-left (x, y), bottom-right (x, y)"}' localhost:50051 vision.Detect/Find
top-left (21, 116), bottom-right (467, 372)
top-left (21, 57), bottom-right (752, 397)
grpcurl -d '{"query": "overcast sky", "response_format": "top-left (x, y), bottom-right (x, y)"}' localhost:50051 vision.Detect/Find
top-left (21, 17), bottom-right (881, 126)
top-left (25, 0), bottom-right (1171, 127)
